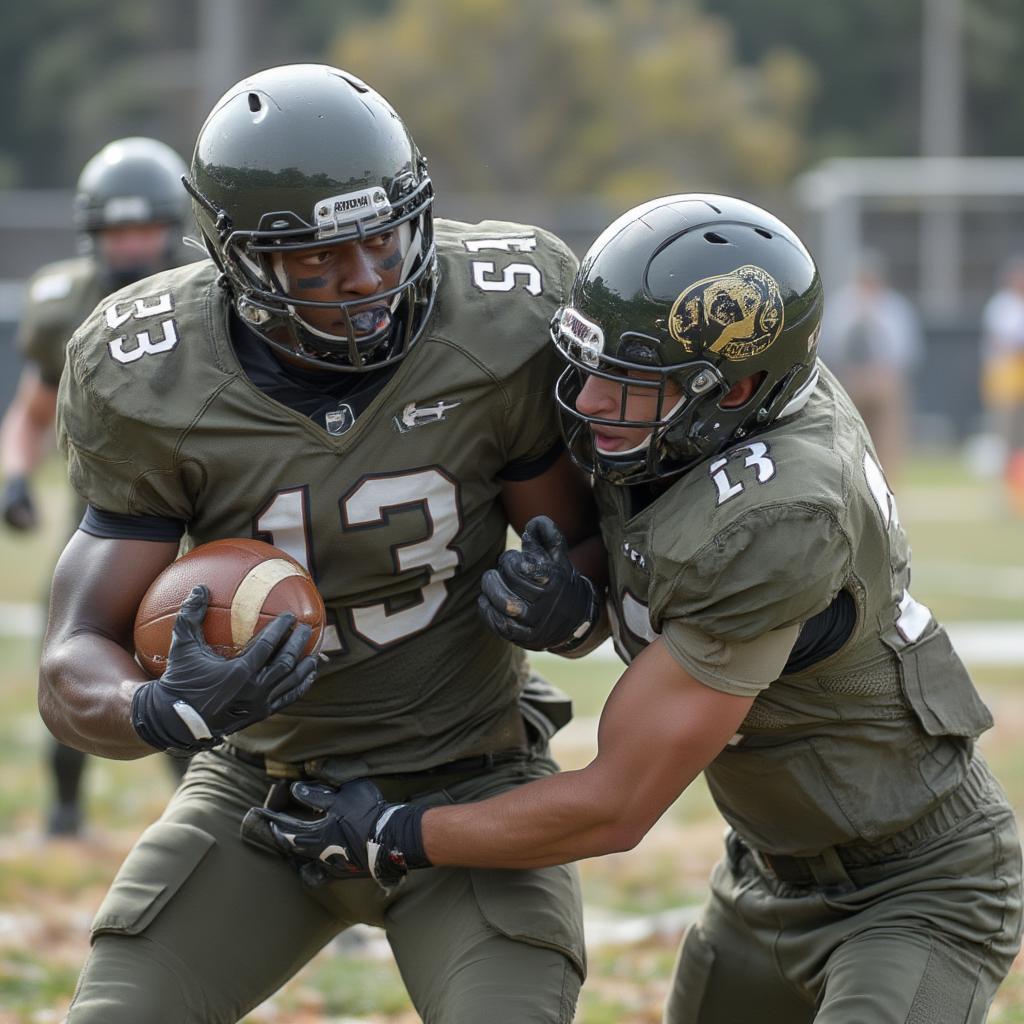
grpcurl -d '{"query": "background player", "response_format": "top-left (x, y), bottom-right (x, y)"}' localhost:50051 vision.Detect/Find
top-left (256, 195), bottom-right (1024, 1024)
top-left (0, 136), bottom-right (191, 835)
top-left (41, 64), bottom-right (597, 1023)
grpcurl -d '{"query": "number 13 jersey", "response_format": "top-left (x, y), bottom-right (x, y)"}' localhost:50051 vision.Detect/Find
top-left (597, 365), bottom-right (994, 856)
top-left (57, 219), bottom-right (578, 772)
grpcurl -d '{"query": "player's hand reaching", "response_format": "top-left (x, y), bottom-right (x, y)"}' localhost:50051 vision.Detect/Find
top-left (1, 476), bottom-right (38, 531)
top-left (241, 778), bottom-right (429, 891)
top-left (131, 585), bottom-right (318, 754)
top-left (478, 515), bottom-right (599, 653)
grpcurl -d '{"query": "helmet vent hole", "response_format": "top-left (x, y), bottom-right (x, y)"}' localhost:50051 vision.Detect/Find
top-left (248, 93), bottom-right (262, 113)
top-left (704, 231), bottom-right (731, 245)
top-left (755, 228), bottom-right (773, 239)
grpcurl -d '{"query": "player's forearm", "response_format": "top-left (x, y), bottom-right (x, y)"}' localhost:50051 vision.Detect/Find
top-left (421, 767), bottom-right (646, 869)
top-left (39, 632), bottom-right (153, 759)
top-left (0, 401), bottom-right (47, 477)
top-left (568, 532), bottom-right (607, 590)
top-left (0, 374), bottom-right (57, 477)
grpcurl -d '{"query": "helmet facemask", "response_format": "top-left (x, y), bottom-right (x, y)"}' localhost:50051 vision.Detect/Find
top-left (553, 306), bottom-right (730, 484)
top-left (552, 303), bottom-right (819, 485)
top-left (190, 172), bottom-right (436, 373)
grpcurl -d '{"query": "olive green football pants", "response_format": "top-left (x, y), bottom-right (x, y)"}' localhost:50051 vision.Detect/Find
top-left (67, 746), bottom-right (584, 1024)
top-left (665, 757), bottom-right (1023, 1024)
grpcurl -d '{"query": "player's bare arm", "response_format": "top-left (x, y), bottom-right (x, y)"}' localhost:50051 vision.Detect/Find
top-left (0, 367), bottom-right (58, 529)
top-left (39, 530), bottom-right (318, 759)
top-left (0, 366), bottom-right (58, 476)
top-left (39, 532), bottom-right (179, 759)
top-left (500, 449), bottom-right (595, 544)
top-left (248, 638), bottom-right (751, 885)
top-left (422, 639), bottom-right (753, 867)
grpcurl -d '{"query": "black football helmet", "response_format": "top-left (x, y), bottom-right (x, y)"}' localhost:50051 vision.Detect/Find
top-left (552, 194), bottom-right (823, 484)
top-left (184, 64), bottom-right (436, 373)
top-left (74, 136), bottom-right (189, 287)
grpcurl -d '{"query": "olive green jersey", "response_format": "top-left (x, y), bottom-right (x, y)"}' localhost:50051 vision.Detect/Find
top-left (598, 364), bottom-right (993, 857)
top-left (18, 256), bottom-right (105, 387)
top-left (57, 218), bottom-right (578, 771)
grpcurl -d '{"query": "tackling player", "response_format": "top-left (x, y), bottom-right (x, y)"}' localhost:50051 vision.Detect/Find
top-left (40, 65), bottom-right (599, 1022)
top-left (258, 195), bottom-right (1024, 1024)
top-left (0, 137), bottom-right (192, 835)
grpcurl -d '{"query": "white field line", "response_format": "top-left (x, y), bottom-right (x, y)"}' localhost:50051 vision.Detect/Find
top-left (0, 601), bottom-right (43, 636)
top-left (911, 563), bottom-right (1024, 600)
top-left (1, 600), bottom-right (1020, 662)
top-left (3, 598), bottom-right (1018, 662)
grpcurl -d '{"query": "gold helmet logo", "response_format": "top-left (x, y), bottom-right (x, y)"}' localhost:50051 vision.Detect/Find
top-left (668, 264), bottom-right (784, 361)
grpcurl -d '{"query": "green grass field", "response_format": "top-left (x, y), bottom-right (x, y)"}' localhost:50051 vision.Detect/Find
top-left (0, 453), bottom-right (1022, 1023)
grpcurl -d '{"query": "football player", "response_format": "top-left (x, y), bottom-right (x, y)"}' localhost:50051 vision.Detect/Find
top-left (0, 136), bottom-right (192, 835)
top-left (259, 195), bottom-right (1024, 1024)
top-left (41, 65), bottom-right (598, 1022)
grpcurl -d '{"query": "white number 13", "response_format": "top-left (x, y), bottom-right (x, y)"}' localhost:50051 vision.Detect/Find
top-left (255, 468), bottom-right (461, 650)
top-left (709, 442), bottom-right (776, 506)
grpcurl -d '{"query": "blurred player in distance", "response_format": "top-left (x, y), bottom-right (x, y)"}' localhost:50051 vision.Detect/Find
top-left (0, 136), bottom-right (192, 835)
top-left (981, 254), bottom-right (1024, 515)
top-left (818, 249), bottom-right (923, 484)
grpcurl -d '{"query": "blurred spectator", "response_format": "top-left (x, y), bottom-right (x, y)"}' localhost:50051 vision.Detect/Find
top-left (980, 255), bottom-right (1024, 517)
top-left (819, 250), bottom-right (923, 483)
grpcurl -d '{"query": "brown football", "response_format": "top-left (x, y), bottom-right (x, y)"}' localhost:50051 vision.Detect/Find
top-left (133, 538), bottom-right (326, 678)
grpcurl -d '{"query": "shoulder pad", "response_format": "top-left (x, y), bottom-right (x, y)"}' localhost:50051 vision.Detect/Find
top-left (18, 258), bottom-right (102, 374)
top-left (66, 260), bottom-right (220, 389)
top-left (24, 256), bottom-right (96, 305)
top-left (429, 218), bottom-right (578, 381)
top-left (647, 393), bottom-right (853, 641)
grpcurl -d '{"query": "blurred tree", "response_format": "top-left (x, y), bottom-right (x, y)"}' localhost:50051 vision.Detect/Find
top-left (963, 0), bottom-right (1024, 157)
top-left (2, 1), bottom-right (196, 189)
top-left (0, 0), bottom-right (383, 190)
top-left (6, 0), bottom-right (1022, 195)
top-left (330, 0), bottom-right (815, 202)
top-left (707, 0), bottom-right (1024, 159)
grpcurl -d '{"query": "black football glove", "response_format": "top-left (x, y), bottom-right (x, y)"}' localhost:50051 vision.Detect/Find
top-left (131, 585), bottom-right (318, 754)
top-left (242, 778), bottom-right (429, 891)
top-left (1, 475), bottom-right (38, 531)
top-left (478, 515), bottom-right (598, 653)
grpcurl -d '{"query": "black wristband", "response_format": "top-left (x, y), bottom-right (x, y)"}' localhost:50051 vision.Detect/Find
top-left (386, 802), bottom-right (432, 870)
top-left (130, 682), bottom-right (216, 755)
top-left (547, 575), bottom-right (599, 654)
top-left (131, 683), bottom-right (170, 751)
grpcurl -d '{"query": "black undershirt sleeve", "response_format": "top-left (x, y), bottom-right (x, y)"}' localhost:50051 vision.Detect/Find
top-left (79, 504), bottom-right (186, 543)
top-left (781, 588), bottom-right (857, 675)
top-left (497, 439), bottom-right (565, 482)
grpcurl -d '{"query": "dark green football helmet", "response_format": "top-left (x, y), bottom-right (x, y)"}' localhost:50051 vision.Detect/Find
top-left (184, 63), bottom-right (436, 373)
top-left (74, 137), bottom-right (189, 285)
top-left (552, 194), bottom-right (823, 484)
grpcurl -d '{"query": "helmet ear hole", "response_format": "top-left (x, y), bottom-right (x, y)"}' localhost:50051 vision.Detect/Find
top-left (721, 371), bottom-right (767, 409)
